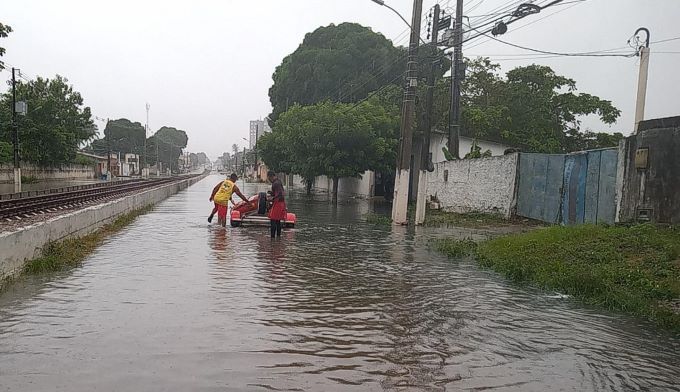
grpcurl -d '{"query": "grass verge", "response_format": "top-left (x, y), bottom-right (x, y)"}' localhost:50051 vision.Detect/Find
top-left (424, 209), bottom-right (541, 228)
top-left (365, 213), bottom-right (392, 226)
top-left (436, 224), bottom-right (680, 332)
top-left (21, 205), bottom-right (153, 275)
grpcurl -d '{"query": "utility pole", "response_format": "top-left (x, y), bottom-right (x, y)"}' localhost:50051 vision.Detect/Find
top-left (415, 4), bottom-right (442, 225)
top-left (106, 118), bottom-right (112, 181)
top-left (144, 103), bottom-right (149, 177)
top-left (633, 27), bottom-right (650, 134)
top-left (254, 123), bottom-right (259, 179)
top-left (447, 0), bottom-right (463, 159)
top-left (11, 68), bottom-right (21, 193)
top-left (391, 0), bottom-right (424, 225)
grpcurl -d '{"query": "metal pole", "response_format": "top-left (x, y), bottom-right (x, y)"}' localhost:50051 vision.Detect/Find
top-left (11, 68), bottom-right (21, 193)
top-left (415, 4), bottom-right (441, 225)
top-left (391, 0), bottom-right (424, 225)
top-left (447, 0), bottom-right (463, 159)
top-left (144, 103), bottom-right (149, 176)
top-left (633, 28), bottom-right (650, 134)
top-left (254, 123), bottom-right (259, 179)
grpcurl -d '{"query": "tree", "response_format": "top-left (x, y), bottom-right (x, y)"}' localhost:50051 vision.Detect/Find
top-left (259, 100), bottom-right (398, 201)
top-left (90, 119), bottom-right (145, 157)
top-left (268, 23), bottom-right (403, 123)
top-left (0, 22), bottom-right (11, 70)
top-left (0, 75), bottom-right (96, 165)
top-left (451, 58), bottom-right (622, 153)
top-left (146, 127), bottom-right (188, 172)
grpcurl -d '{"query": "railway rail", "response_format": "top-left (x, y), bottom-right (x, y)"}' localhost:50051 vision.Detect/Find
top-left (0, 174), bottom-right (200, 221)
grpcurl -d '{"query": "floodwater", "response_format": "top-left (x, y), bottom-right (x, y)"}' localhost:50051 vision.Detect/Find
top-left (0, 175), bottom-right (678, 391)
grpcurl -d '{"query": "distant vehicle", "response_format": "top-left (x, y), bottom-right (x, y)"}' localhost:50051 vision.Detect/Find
top-left (229, 192), bottom-right (296, 228)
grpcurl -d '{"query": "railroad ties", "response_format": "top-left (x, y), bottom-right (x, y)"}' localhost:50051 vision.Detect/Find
top-left (0, 175), bottom-right (200, 222)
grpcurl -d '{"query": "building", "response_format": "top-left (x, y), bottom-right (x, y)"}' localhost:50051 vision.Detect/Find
top-left (122, 153), bottom-right (140, 176)
top-left (75, 151), bottom-right (109, 179)
top-left (249, 119), bottom-right (271, 149)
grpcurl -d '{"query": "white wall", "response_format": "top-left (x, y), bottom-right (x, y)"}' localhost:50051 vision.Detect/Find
top-left (429, 133), bottom-right (513, 163)
top-left (0, 163), bottom-right (95, 183)
top-left (426, 153), bottom-right (519, 218)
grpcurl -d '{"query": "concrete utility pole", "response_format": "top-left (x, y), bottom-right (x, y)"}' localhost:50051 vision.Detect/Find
top-left (106, 118), bottom-right (112, 181)
top-left (254, 123), bottom-right (259, 179)
top-left (415, 4), bottom-right (442, 225)
top-left (447, 0), bottom-right (463, 159)
top-left (391, 0), bottom-right (424, 225)
top-left (633, 27), bottom-right (650, 134)
top-left (144, 103), bottom-right (150, 177)
top-left (11, 68), bottom-right (21, 193)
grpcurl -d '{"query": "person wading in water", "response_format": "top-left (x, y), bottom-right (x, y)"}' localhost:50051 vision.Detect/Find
top-left (266, 171), bottom-right (287, 238)
top-left (209, 173), bottom-right (248, 227)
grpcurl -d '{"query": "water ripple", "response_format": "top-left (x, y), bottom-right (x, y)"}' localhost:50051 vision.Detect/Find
top-left (0, 175), bottom-right (678, 391)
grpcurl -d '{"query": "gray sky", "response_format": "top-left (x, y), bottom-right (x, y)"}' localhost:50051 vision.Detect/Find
top-left (2, 0), bottom-right (678, 159)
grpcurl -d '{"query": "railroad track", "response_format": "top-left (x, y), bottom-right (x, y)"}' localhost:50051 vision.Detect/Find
top-left (0, 175), bottom-right (199, 221)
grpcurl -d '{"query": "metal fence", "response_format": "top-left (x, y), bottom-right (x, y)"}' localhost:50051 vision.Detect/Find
top-left (516, 149), bottom-right (618, 225)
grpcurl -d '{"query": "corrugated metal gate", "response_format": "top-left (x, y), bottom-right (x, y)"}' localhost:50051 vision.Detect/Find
top-left (517, 149), bottom-right (618, 225)
top-left (516, 154), bottom-right (565, 224)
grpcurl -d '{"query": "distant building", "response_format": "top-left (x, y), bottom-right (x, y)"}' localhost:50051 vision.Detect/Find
top-left (249, 119), bottom-right (271, 149)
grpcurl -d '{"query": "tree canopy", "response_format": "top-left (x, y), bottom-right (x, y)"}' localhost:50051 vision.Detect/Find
top-left (90, 119), bottom-right (146, 157)
top-left (0, 75), bottom-right (96, 165)
top-left (268, 23), bottom-right (404, 123)
top-left (456, 58), bottom-right (622, 153)
top-left (259, 100), bottom-right (398, 199)
top-left (146, 127), bottom-right (188, 172)
top-left (0, 22), bottom-right (11, 70)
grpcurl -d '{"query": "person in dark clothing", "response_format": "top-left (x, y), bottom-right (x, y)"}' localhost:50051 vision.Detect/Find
top-left (267, 171), bottom-right (286, 238)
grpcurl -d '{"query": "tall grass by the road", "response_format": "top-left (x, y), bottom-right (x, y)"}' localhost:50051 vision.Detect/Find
top-left (436, 224), bottom-right (680, 332)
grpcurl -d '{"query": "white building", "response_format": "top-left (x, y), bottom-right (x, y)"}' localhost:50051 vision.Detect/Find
top-left (249, 119), bottom-right (271, 149)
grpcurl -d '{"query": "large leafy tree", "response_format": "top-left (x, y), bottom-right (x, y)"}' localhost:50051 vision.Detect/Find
top-left (90, 118), bottom-right (146, 156)
top-left (0, 75), bottom-right (96, 165)
top-left (268, 23), bottom-right (404, 123)
top-left (259, 100), bottom-right (398, 201)
top-left (441, 58), bottom-right (623, 153)
top-left (146, 127), bottom-right (188, 172)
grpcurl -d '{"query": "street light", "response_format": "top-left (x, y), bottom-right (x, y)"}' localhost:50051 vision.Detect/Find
top-left (370, 0), bottom-right (427, 44)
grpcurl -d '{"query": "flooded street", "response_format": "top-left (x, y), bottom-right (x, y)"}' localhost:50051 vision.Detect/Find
top-left (1, 175), bottom-right (678, 391)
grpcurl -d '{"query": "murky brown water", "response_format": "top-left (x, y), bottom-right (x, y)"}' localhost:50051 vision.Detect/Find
top-left (1, 175), bottom-right (678, 391)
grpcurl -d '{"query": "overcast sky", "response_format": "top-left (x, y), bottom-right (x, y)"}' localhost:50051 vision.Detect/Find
top-left (2, 0), bottom-right (678, 159)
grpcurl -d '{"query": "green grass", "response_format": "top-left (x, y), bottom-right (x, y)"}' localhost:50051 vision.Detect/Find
top-left (424, 209), bottom-right (539, 228)
top-left (365, 213), bottom-right (392, 226)
top-left (20, 175), bottom-right (39, 184)
top-left (437, 224), bottom-right (680, 331)
top-left (21, 206), bottom-right (153, 275)
top-left (433, 238), bottom-right (477, 258)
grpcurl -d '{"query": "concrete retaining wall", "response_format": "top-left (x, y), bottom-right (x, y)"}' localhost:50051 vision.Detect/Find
top-left (426, 154), bottom-right (519, 218)
top-left (0, 163), bottom-right (95, 183)
top-left (0, 174), bottom-right (206, 282)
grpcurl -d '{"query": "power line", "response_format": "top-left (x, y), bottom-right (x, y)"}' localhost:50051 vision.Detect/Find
top-left (469, 28), bottom-right (637, 57)
top-left (465, 0), bottom-right (587, 50)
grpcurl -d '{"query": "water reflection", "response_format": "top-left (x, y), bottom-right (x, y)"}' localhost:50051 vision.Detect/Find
top-left (0, 175), bottom-right (678, 391)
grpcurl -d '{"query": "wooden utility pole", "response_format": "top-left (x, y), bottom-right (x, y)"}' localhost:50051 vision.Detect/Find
top-left (391, 0), bottom-right (424, 225)
top-left (415, 4), bottom-right (442, 225)
top-left (447, 0), bottom-right (463, 158)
